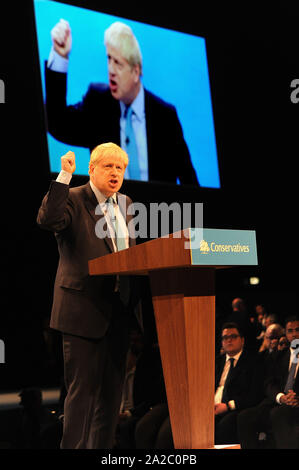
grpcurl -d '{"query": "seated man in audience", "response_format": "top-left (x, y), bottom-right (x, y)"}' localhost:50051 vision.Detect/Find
top-left (214, 322), bottom-right (264, 444)
top-left (237, 315), bottom-right (299, 449)
top-left (135, 322), bottom-right (264, 447)
top-left (278, 335), bottom-right (289, 352)
top-left (258, 323), bottom-right (285, 370)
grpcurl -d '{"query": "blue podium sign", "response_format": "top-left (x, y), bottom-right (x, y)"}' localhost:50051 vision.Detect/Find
top-left (189, 228), bottom-right (258, 266)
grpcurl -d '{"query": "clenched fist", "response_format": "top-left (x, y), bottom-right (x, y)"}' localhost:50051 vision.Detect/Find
top-left (51, 19), bottom-right (72, 58)
top-left (61, 151), bottom-right (76, 174)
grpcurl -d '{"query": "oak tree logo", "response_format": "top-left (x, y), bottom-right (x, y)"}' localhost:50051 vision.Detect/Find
top-left (200, 240), bottom-right (210, 253)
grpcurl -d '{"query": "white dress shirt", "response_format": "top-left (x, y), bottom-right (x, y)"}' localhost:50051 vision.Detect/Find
top-left (276, 346), bottom-right (299, 404)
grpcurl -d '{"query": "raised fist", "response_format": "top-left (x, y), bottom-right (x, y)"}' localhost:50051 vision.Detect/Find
top-left (61, 151), bottom-right (76, 174)
top-left (51, 19), bottom-right (72, 58)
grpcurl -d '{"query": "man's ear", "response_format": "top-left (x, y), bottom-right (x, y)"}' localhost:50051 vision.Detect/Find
top-left (133, 64), bottom-right (141, 82)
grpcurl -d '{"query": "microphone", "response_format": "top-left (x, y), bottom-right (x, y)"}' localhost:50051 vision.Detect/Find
top-left (125, 136), bottom-right (130, 145)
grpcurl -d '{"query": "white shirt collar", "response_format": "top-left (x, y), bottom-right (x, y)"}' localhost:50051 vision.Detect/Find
top-left (225, 349), bottom-right (243, 364)
top-left (290, 346), bottom-right (299, 361)
top-left (89, 180), bottom-right (117, 205)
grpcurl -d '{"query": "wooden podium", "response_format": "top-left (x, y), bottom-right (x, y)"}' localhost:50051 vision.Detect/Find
top-left (89, 228), bottom-right (258, 449)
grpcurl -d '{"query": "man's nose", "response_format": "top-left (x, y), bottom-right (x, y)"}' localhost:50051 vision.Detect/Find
top-left (108, 61), bottom-right (116, 75)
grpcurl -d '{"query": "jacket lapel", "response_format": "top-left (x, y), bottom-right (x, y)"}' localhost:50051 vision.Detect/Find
top-left (117, 193), bottom-right (136, 248)
top-left (215, 355), bottom-right (226, 389)
top-left (224, 351), bottom-right (245, 389)
top-left (83, 182), bottom-right (114, 253)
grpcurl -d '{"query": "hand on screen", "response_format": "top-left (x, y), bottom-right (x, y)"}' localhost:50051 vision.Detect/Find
top-left (61, 151), bottom-right (76, 174)
top-left (51, 19), bottom-right (72, 58)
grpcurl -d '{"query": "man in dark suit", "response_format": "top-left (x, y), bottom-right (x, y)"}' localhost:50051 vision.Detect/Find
top-left (237, 316), bottom-right (299, 449)
top-left (130, 321), bottom-right (263, 448)
top-left (37, 142), bottom-right (138, 449)
top-left (214, 322), bottom-right (263, 444)
top-left (45, 20), bottom-right (198, 186)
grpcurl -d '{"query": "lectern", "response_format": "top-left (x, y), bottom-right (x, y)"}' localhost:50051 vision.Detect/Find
top-left (88, 228), bottom-right (258, 449)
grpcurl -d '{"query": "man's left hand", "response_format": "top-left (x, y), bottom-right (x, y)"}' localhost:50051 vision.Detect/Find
top-left (214, 403), bottom-right (228, 415)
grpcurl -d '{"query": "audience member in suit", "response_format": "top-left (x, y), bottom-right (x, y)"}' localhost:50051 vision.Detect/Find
top-left (134, 321), bottom-right (264, 448)
top-left (214, 322), bottom-right (264, 444)
top-left (45, 20), bottom-right (198, 186)
top-left (237, 316), bottom-right (299, 449)
top-left (278, 335), bottom-right (289, 351)
top-left (37, 143), bottom-right (138, 449)
top-left (258, 323), bottom-right (285, 371)
top-left (135, 403), bottom-right (172, 449)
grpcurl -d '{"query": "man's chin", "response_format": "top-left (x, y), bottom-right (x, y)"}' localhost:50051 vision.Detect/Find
top-left (108, 183), bottom-right (121, 193)
top-left (110, 89), bottom-right (120, 101)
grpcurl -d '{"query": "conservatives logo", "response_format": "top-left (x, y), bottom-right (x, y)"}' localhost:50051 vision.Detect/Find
top-left (199, 240), bottom-right (250, 254)
top-left (200, 240), bottom-right (210, 253)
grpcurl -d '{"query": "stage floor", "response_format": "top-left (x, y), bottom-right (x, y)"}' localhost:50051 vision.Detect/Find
top-left (0, 388), bottom-right (60, 410)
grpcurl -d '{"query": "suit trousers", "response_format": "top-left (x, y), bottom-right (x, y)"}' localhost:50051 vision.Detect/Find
top-left (60, 294), bottom-right (130, 449)
top-left (214, 410), bottom-right (239, 445)
top-left (135, 404), bottom-right (173, 449)
top-left (238, 401), bottom-right (299, 449)
top-left (237, 402), bottom-right (273, 449)
top-left (270, 405), bottom-right (299, 449)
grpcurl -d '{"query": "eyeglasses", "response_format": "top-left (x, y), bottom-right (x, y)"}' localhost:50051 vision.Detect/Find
top-left (222, 334), bottom-right (240, 342)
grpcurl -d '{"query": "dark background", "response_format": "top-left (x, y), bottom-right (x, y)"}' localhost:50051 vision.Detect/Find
top-left (0, 1), bottom-right (298, 390)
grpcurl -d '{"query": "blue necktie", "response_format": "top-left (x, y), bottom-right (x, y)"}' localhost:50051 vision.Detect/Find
top-left (125, 106), bottom-right (140, 180)
top-left (284, 357), bottom-right (297, 393)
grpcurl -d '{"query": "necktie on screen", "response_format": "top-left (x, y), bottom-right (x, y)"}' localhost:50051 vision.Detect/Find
top-left (222, 357), bottom-right (235, 403)
top-left (284, 358), bottom-right (297, 393)
top-left (106, 197), bottom-right (130, 305)
top-left (125, 106), bottom-right (140, 180)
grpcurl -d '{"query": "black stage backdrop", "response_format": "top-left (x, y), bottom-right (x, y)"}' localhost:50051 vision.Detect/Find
top-left (0, 1), bottom-right (298, 390)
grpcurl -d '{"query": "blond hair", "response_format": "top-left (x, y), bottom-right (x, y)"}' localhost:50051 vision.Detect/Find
top-left (104, 21), bottom-right (142, 74)
top-left (89, 142), bottom-right (129, 170)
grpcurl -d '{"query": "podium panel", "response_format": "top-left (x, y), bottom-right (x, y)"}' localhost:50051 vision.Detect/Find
top-left (149, 268), bottom-right (215, 449)
top-left (88, 229), bottom-right (258, 448)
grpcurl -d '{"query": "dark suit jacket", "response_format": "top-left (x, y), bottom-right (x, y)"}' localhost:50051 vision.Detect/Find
top-left (37, 180), bottom-right (136, 339)
top-left (265, 348), bottom-right (299, 402)
top-left (45, 65), bottom-right (199, 186)
top-left (215, 350), bottom-right (264, 410)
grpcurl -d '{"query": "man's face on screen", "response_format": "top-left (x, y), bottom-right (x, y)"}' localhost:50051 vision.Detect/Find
top-left (106, 45), bottom-right (140, 105)
top-left (89, 154), bottom-right (126, 197)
